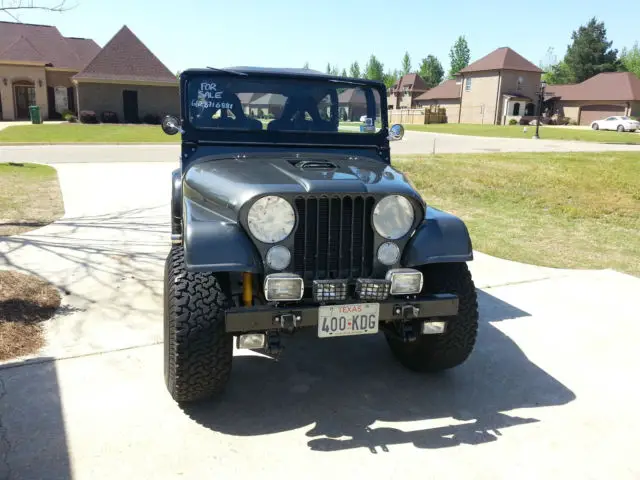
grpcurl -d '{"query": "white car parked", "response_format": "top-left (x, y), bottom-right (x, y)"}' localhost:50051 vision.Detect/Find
top-left (590, 116), bottom-right (640, 132)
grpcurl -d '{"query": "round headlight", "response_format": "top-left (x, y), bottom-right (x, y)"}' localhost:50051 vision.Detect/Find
top-left (378, 242), bottom-right (400, 265)
top-left (266, 245), bottom-right (291, 270)
top-left (372, 195), bottom-right (414, 240)
top-left (247, 196), bottom-right (295, 244)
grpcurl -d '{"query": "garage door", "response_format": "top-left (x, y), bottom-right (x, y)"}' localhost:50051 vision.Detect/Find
top-left (579, 104), bottom-right (625, 125)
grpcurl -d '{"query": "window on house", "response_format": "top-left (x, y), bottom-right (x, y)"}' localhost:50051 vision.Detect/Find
top-left (465, 77), bottom-right (472, 92)
top-left (513, 103), bottom-right (520, 115)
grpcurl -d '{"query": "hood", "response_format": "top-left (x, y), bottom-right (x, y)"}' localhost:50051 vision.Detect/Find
top-left (183, 153), bottom-right (423, 218)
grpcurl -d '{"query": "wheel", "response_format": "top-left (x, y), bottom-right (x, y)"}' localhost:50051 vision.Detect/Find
top-left (591, 123), bottom-right (599, 130)
top-left (384, 262), bottom-right (479, 372)
top-left (617, 125), bottom-right (624, 132)
top-left (164, 245), bottom-right (233, 403)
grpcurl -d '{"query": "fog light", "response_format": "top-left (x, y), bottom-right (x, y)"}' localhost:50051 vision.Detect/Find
top-left (237, 333), bottom-right (266, 349)
top-left (264, 273), bottom-right (304, 301)
top-left (422, 321), bottom-right (446, 334)
top-left (386, 268), bottom-right (423, 295)
top-left (355, 278), bottom-right (391, 301)
top-left (313, 279), bottom-right (348, 302)
top-left (377, 242), bottom-right (400, 265)
top-left (266, 245), bottom-right (291, 270)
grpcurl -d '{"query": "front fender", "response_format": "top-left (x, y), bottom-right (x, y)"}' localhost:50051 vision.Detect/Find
top-left (183, 198), bottom-right (262, 273)
top-left (402, 207), bottom-right (473, 266)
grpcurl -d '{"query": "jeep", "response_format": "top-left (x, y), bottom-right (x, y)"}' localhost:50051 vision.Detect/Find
top-left (161, 66), bottom-right (478, 404)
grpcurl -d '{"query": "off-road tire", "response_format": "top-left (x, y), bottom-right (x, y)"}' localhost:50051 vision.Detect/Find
top-left (385, 262), bottom-right (479, 372)
top-left (164, 245), bottom-right (233, 403)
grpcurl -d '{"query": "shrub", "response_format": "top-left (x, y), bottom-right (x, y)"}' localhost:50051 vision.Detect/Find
top-left (142, 113), bottom-right (161, 125)
top-left (79, 110), bottom-right (98, 124)
top-left (508, 119), bottom-right (518, 125)
top-left (101, 111), bottom-right (119, 123)
top-left (569, 119), bottom-right (578, 126)
top-left (66, 115), bottom-right (78, 123)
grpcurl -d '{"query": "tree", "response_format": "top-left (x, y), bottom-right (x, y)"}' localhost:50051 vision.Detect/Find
top-left (401, 51), bottom-right (412, 76)
top-left (349, 61), bottom-right (361, 78)
top-left (340, 68), bottom-right (347, 77)
top-left (544, 61), bottom-right (573, 84)
top-left (383, 68), bottom-right (400, 88)
top-left (0, 0), bottom-right (73, 20)
top-left (303, 61), bottom-right (310, 69)
top-left (448, 35), bottom-right (470, 78)
top-left (363, 54), bottom-right (384, 82)
top-left (325, 63), bottom-right (339, 75)
top-left (562, 17), bottom-right (620, 83)
top-left (418, 55), bottom-right (444, 88)
top-left (620, 42), bottom-right (640, 77)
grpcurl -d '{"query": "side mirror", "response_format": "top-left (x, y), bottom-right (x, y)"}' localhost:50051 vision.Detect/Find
top-left (161, 115), bottom-right (183, 135)
top-left (389, 123), bottom-right (404, 141)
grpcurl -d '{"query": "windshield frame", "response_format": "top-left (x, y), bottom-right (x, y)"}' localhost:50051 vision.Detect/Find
top-left (178, 69), bottom-right (390, 149)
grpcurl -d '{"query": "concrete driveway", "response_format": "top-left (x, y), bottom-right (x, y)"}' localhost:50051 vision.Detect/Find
top-left (1, 158), bottom-right (640, 479)
top-left (392, 129), bottom-right (640, 154)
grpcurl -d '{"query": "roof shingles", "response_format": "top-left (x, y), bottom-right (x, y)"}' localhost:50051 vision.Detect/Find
top-left (73, 25), bottom-right (176, 84)
top-left (415, 79), bottom-right (461, 101)
top-left (458, 47), bottom-right (543, 74)
top-left (548, 72), bottom-right (640, 101)
top-left (0, 21), bottom-right (85, 68)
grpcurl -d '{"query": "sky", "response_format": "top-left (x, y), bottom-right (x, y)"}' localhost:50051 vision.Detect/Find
top-left (4, 0), bottom-right (639, 76)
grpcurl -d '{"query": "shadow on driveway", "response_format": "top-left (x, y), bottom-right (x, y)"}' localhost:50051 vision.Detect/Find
top-left (183, 289), bottom-right (576, 453)
top-left (0, 357), bottom-right (71, 480)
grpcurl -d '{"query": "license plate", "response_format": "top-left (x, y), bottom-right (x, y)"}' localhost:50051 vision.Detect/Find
top-left (317, 303), bottom-right (379, 338)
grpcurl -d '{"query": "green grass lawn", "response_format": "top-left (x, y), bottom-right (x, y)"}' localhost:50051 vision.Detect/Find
top-left (403, 123), bottom-right (640, 144)
top-left (0, 124), bottom-right (178, 143)
top-left (394, 152), bottom-right (640, 276)
top-left (0, 162), bottom-right (64, 236)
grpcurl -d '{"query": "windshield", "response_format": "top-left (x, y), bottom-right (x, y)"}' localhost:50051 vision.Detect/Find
top-left (185, 75), bottom-right (383, 135)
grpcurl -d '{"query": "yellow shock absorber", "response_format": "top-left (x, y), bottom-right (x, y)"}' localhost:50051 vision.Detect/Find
top-left (242, 272), bottom-right (253, 306)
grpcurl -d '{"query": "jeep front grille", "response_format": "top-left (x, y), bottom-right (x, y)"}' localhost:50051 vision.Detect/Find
top-left (293, 195), bottom-right (376, 283)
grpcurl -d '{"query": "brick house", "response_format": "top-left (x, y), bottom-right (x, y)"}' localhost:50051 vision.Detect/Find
top-left (0, 21), bottom-right (178, 121)
top-left (415, 47), bottom-right (543, 124)
top-left (387, 73), bottom-right (429, 109)
top-left (544, 72), bottom-right (640, 125)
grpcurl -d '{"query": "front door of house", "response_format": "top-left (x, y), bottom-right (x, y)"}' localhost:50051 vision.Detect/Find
top-left (122, 90), bottom-right (139, 123)
top-left (15, 85), bottom-right (36, 119)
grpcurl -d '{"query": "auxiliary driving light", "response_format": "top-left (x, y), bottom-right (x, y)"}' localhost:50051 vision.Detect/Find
top-left (386, 268), bottom-right (424, 295)
top-left (312, 279), bottom-right (348, 302)
top-left (237, 333), bottom-right (266, 349)
top-left (264, 273), bottom-right (304, 301)
top-left (355, 279), bottom-right (391, 301)
top-left (422, 321), bottom-right (446, 335)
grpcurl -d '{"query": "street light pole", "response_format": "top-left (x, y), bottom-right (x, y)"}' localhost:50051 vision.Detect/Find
top-left (532, 80), bottom-right (547, 139)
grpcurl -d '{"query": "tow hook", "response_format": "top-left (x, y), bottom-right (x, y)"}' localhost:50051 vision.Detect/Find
top-left (273, 312), bottom-right (302, 333)
top-left (394, 304), bottom-right (420, 342)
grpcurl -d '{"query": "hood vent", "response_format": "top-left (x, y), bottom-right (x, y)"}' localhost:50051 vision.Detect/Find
top-left (295, 160), bottom-right (338, 170)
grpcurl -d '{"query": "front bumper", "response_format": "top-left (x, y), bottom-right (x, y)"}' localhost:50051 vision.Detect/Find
top-left (224, 293), bottom-right (458, 333)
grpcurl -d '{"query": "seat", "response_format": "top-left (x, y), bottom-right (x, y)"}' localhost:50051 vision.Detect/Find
top-left (268, 96), bottom-right (337, 133)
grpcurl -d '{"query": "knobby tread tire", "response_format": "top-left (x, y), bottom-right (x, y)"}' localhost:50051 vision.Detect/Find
top-left (385, 262), bottom-right (479, 372)
top-left (164, 245), bottom-right (233, 403)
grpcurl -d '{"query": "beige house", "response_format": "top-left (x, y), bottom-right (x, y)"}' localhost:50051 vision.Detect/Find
top-left (0, 21), bottom-right (178, 122)
top-left (414, 47), bottom-right (543, 124)
top-left (72, 26), bottom-right (178, 123)
top-left (387, 73), bottom-right (429, 109)
top-left (0, 20), bottom-right (99, 120)
top-left (545, 72), bottom-right (640, 125)
top-left (413, 79), bottom-right (461, 122)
